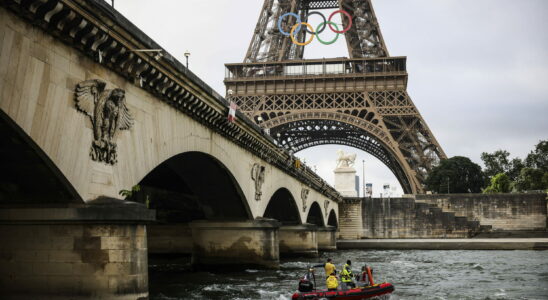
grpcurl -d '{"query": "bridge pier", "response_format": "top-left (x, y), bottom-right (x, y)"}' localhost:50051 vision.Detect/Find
top-left (317, 226), bottom-right (338, 251)
top-left (147, 224), bottom-right (192, 255)
top-left (189, 219), bottom-right (280, 269)
top-left (0, 201), bottom-right (154, 300)
top-left (279, 224), bottom-right (319, 257)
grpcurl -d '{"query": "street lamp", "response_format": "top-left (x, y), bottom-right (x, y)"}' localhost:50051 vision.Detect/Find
top-left (184, 50), bottom-right (190, 69)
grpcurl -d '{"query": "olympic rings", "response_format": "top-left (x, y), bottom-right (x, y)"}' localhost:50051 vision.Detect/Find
top-left (290, 22), bottom-right (315, 46)
top-left (328, 10), bottom-right (352, 33)
top-left (278, 12), bottom-right (301, 36)
top-left (304, 11), bottom-right (326, 35)
top-left (278, 10), bottom-right (352, 45)
top-left (316, 21), bottom-right (339, 45)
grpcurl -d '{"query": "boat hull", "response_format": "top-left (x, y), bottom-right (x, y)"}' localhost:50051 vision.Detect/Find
top-left (292, 282), bottom-right (395, 300)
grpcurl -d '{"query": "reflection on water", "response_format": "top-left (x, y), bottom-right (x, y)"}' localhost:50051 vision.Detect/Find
top-left (149, 250), bottom-right (548, 300)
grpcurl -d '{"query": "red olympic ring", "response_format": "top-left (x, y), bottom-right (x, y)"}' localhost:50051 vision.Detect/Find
top-left (328, 10), bottom-right (352, 34)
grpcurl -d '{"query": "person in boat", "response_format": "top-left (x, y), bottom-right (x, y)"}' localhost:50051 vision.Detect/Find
top-left (357, 264), bottom-right (375, 286)
top-left (313, 258), bottom-right (336, 278)
top-left (340, 260), bottom-right (355, 289)
top-left (326, 271), bottom-right (339, 291)
top-left (298, 268), bottom-right (315, 292)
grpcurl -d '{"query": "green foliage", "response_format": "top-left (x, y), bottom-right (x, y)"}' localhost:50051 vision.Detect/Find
top-left (507, 158), bottom-right (525, 181)
top-left (481, 150), bottom-right (510, 179)
top-left (426, 156), bottom-right (485, 193)
top-left (480, 150), bottom-right (524, 182)
top-left (483, 173), bottom-right (511, 193)
top-left (543, 172), bottom-right (548, 191)
top-left (525, 140), bottom-right (548, 172)
top-left (118, 185), bottom-right (141, 199)
top-left (513, 168), bottom-right (545, 191)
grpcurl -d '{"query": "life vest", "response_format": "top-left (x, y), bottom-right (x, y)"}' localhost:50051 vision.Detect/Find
top-left (326, 275), bottom-right (338, 289)
top-left (324, 262), bottom-right (335, 277)
top-left (341, 263), bottom-right (353, 283)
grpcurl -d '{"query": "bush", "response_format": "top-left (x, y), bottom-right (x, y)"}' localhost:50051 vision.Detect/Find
top-left (483, 173), bottom-right (511, 193)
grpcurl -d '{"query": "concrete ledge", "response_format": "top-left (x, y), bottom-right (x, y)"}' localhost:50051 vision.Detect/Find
top-left (337, 239), bottom-right (548, 250)
top-left (0, 200), bottom-right (155, 223)
top-left (190, 218), bottom-right (281, 229)
top-left (279, 223), bottom-right (318, 232)
top-left (317, 226), bottom-right (337, 232)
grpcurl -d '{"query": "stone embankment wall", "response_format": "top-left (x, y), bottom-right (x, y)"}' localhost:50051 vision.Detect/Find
top-left (338, 193), bottom-right (547, 240)
top-left (359, 197), bottom-right (480, 238)
top-left (413, 193), bottom-right (547, 231)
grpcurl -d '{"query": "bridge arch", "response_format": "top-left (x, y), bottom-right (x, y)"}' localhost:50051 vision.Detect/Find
top-left (136, 151), bottom-right (252, 221)
top-left (0, 110), bottom-right (81, 204)
top-left (306, 201), bottom-right (325, 226)
top-left (266, 112), bottom-right (415, 193)
top-left (327, 209), bottom-right (338, 227)
top-left (263, 188), bottom-right (301, 225)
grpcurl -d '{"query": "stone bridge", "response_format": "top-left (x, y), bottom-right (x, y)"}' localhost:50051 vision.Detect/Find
top-left (0, 1), bottom-right (341, 298)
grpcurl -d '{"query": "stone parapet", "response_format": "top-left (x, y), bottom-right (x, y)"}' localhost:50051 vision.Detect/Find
top-left (0, 201), bottom-right (154, 300)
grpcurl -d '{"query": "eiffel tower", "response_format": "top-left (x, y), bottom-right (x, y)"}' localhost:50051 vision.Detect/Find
top-left (224, 0), bottom-right (446, 194)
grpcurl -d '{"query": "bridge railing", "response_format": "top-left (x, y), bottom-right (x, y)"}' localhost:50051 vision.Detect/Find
top-left (224, 57), bottom-right (407, 80)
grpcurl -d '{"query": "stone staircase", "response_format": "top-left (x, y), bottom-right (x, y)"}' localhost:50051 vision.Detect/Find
top-left (412, 193), bottom-right (547, 236)
top-left (357, 197), bottom-right (490, 239)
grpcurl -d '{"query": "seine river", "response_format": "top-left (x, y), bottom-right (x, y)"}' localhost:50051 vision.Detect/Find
top-left (149, 250), bottom-right (548, 300)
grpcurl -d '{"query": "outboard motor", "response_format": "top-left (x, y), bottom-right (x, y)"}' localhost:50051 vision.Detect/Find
top-left (298, 278), bottom-right (313, 292)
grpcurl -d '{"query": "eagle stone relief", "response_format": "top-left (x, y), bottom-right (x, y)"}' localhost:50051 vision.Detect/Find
top-left (74, 79), bottom-right (133, 165)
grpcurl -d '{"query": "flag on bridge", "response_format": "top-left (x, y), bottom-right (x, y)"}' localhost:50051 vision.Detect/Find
top-left (228, 101), bottom-right (237, 123)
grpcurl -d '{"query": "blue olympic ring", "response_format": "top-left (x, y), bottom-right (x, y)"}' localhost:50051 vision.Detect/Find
top-left (278, 12), bottom-right (302, 36)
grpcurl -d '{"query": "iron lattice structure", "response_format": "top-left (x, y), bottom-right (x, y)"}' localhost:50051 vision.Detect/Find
top-left (225, 0), bottom-right (446, 194)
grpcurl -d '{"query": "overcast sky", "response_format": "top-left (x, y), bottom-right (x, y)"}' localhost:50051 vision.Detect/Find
top-left (111, 0), bottom-right (548, 196)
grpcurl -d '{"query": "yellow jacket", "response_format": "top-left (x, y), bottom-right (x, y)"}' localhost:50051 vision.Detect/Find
top-left (341, 263), bottom-right (353, 282)
top-left (324, 262), bottom-right (336, 277)
top-left (326, 275), bottom-right (339, 289)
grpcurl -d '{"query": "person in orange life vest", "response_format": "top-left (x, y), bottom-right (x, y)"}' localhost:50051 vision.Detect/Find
top-left (358, 264), bottom-right (375, 286)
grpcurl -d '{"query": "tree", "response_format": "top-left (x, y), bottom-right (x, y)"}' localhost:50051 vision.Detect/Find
top-left (483, 173), bottom-right (511, 193)
top-left (513, 168), bottom-right (545, 191)
top-left (481, 150), bottom-right (510, 180)
top-left (426, 156), bottom-right (485, 193)
top-left (525, 140), bottom-right (548, 172)
top-left (507, 158), bottom-right (525, 181)
top-left (481, 150), bottom-right (524, 182)
top-left (543, 172), bottom-right (548, 190)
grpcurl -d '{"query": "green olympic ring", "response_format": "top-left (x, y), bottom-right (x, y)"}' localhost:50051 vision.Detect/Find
top-left (315, 21), bottom-right (339, 45)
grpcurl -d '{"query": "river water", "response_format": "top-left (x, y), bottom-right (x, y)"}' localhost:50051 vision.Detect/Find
top-left (149, 250), bottom-right (548, 300)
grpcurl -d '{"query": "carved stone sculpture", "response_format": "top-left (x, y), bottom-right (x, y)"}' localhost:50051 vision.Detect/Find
top-left (251, 163), bottom-right (265, 201)
top-left (324, 200), bottom-right (330, 217)
top-left (301, 188), bottom-right (309, 212)
top-left (75, 79), bottom-right (133, 165)
top-left (336, 149), bottom-right (357, 168)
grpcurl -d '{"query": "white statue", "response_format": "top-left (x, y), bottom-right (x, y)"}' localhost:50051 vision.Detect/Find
top-left (336, 149), bottom-right (357, 168)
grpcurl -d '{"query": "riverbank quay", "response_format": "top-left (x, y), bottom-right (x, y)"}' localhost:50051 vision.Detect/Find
top-left (337, 238), bottom-right (548, 250)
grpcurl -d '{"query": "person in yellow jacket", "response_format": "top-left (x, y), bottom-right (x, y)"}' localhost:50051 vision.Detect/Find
top-left (326, 272), bottom-right (339, 291)
top-left (313, 258), bottom-right (336, 278)
top-left (341, 260), bottom-right (355, 289)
